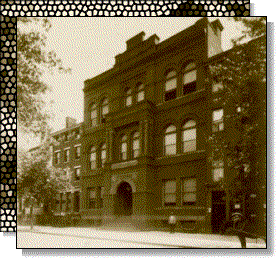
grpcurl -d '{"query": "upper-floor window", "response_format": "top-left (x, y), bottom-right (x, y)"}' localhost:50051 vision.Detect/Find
top-left (121, 135), bottom-right (128, 160)
top-left (164, 70), bottom-right (177, 102)
top-left (183, 62), bottom-right (196, 95)
top-left (91, 103), bottom-right (98, 127)
top-left (64, 148), bottom-right (70, 163)
top-left (100, 143), bottom-right (107, 167)
top-left (55, 151), bottom-right (61, 164)
top-left (212, 109), bottom-right (224, 132)
top-left (213, 160), bottom-right (224, 182)
top-left (163, 179), bottom-right (176, 206)
top-left (75, 167), bottom-right (81, 181)
top-left (101, 98), bottom-right (109, 122)
top-left (90, 146), bottom-right (97, 169)
top-left (75, 145), bottom-right (81, 159)
top-left (182, 178), bottom-right (196, 205)
top-left (164, 125), bottom-right (177, 155)
top-left (182, 120), bottom-right (196, 153)
top-left (125, 88), bottom-right (132, 107)
top-left (212, 82), bottom-right (223, 92)
top-left (132, 131), bottom-right (140, 158)
top-left (137, 83), bottom-right (145, 102)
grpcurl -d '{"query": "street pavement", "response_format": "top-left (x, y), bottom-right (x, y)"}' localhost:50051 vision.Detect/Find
top-left (17, 225), bottom-right (266, 249)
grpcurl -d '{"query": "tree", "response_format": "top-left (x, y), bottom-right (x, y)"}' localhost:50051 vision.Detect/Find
top-left (208, 18), bottom-right (266, 234)
top-left (18, 144), bottom-right (72, 229)
top-left (17, 18), bottom-right (70, 135)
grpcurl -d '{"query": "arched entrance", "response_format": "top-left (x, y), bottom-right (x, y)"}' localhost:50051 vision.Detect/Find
top-left (115, 181), bottom-right (133, 216)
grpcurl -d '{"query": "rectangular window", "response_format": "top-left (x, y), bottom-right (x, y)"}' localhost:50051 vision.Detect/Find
top-left (99, 187), bottom-right (104, 208)
top-left (88, 188), bottom-right (96, 209)
top-left (101, 149), bottom-right (106, 167)
top-left (121, 142), bottom-right (127, 160)
top-left (75, 146), bottom-right (81, 159)
top-left (212, 109), bottom-right (224, 132)
top-left (64, 149), bottom-right (70, 163)
top-left (126, 96), bottom-right (132, 106)
top-left (163, 180), bottom-right (176, 206)
top-left (75, 167), bottom-right (81, 180)
top-left (213, 160), bottom-right (224, 182)
top-left (90, 152), bottom-right (96, 169)
top-left (91, 110), bottom-right (97, 127)
top-left (165, 78), bottom-right (177, 101)
top-left (182, 178), bottom-right (196, 205)
top-left (55, 151), bottom-right (61, 164)
top-left (183, 70), bottom-right (196, 85)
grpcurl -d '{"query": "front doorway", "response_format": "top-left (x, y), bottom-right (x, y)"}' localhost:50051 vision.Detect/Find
top-left (115, 182), bottom-right (133, 216)
top-left (211, 191), bottom-right (226, 233)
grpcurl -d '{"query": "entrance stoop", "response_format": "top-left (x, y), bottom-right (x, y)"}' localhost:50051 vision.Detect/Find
top-left (101, 216), bottom-right (139, 232)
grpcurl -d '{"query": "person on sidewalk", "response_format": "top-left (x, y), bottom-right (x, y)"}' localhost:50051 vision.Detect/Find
top-left (168, 213), bottom-right (177, 234)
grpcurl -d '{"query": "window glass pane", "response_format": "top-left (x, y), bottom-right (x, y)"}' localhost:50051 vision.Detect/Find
top-left (218, 122), bottom-right (224, 131)
top-left (121, 142), bottom-right (127, 152)
top-left (90, 152), bottom-right (96, 161)
top-left (183, 179), bottom-right (196, 192)
top-left (213, 168), bottom-right (224, 182)
top-left (133, 132), bottom-right (139, 138)
top-left (184, 62), bottom-right (196, 71)
top-left (184, 120), bottom-right (196, 129)
top-left (165, 194), bottom-right (176, 203)
top-left (89, 190), bottom-right (96, 198)
top-left (101, 150), bottom-right (106, 159)
top-left (183, 193), bottom-right (196, 202)
top-left (183, 70), bottom-right (196, 84)
top-left (133, 139), bottom-right (139, 149)
top-left (133, 149), bottom-right (139, 158)
top-left (183, 141), bottom-right (196, 152)
top-left (165, 133), bottom-right (176, 145)
top-left (165, 145), bottom-right (176, 155)
top-left (183, 128), bottom-right (196, 141)
top-left (126, 96), bottom-right (132, 106)
top-left (213, 109), bottom-right (223, 121)
top-left (165, 180), bottom-right (176, 193)
top-left (166, 70), bottom-right (176, 79)
top-left (137, 91), bottom-right (144, 102)
top-left (126, 88), bottom-right (132, 95)
top-left (165, 78), bottom-right (177, 91)
top-left (102, 105), bottom-right (109, 115)
top-left (138, 83), bottom-right (144, 91)
top-left (165, 125), bottom-right (176, 133)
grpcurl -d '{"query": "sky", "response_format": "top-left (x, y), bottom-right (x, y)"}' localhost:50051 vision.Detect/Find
top-left (18, 17), bottom-right (256, 150)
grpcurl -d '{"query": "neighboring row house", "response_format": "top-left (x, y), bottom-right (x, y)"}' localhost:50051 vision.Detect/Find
top-left (51, 117), bottom-right (82, 215)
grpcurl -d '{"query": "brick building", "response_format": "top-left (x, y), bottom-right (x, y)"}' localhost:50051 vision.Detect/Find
top-left (51, 117), bottom-right (82, 215)
top-left (73, 18), bottom-right (265, 233)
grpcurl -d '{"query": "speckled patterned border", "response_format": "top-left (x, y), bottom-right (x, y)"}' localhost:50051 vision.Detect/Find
top-left (0, 0), bottom-right (250, 232)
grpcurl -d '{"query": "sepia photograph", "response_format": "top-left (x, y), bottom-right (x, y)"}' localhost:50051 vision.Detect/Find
top-left (16, 16), bottom-right (267, 249)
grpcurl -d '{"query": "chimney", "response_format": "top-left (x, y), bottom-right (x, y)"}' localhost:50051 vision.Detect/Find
top-left (207, 19), bottom-right (224, 57)
top-left (66, 117), bottom-right (77, 128)
top-left (126, 31), bottom-right (145, 50)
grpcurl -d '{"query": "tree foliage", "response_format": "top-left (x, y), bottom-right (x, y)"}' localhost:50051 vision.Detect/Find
top-left (17, 18), bottom-right (70, 135)
top-left (209, 18), bottom-right (266, 218)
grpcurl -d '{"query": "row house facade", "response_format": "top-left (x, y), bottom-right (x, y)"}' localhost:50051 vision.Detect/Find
top-left (51, 117), bottom-right (82, 215)
top-left (78, 18), bottom-right (265, 233)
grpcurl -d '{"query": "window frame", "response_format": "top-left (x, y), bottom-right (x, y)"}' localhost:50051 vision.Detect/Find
top-left (91, 103), bottom-right (98, 127)
top-left (74, 166), bottom-right (81, 181)
top-left (182, 120), bottom-right (197, 153)
top-left (164, 70), bottom-right (177, 102)
top-left (132, 131), bottom-right (140, 159)
top-left (88, 188), bottom-right (97, 209)
top-left (101, 98), bottom-right (109, 122)
top-left (120, 134), bottom-right (128, 161)
top-left (182, 62), bottom-right (197, 96)
top-left (90, 146), bottom-right (97, 169)
top-left (212, 160), bottom-right (224, 182)
top-left (182, 178), bottom-right (196, 205)
top-left (125, 88), bottom-right (132, 107)
top-left (75, 145), bottom-right (81, 159)
top-left (100, 143), bottom-right (107, 167)
top-left (64, 148), bottom-right (70, 163)
top-left (212, 108), bottom-right (224, 132)
top-left (136, 83), bottom-right (145, 102)
top-left (163, 179), bottom-right (177, 207)
top-left (164, 125), bottom-right (177, 156)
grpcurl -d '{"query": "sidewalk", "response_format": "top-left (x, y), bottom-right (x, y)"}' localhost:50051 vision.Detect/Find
top-left (17, 225), bottom-right (266, 248)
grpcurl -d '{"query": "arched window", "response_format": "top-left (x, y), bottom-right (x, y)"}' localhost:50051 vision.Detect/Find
top-left (137, 83), bottom-right (145, 102)
top-left (91, 103), bottom-right (97, 127)
top-left (100, 143), bottom-right (106, 167)
top-left (182, 120), bottom-right (196, 153)
top-left (121, 135), bottom-right (128, 160)
top-left (132, 131), bottom-right (140, 158)
top-left (164, 70), bottom-right (177, 101)
top-left (101, 98), bottom-right (109, 122)
top-left (90, 146), bottom-right (96, 169)
top-left (164, 125), bottom-right (177, 155)
top-left (125, 88), bottom-right (132, 107)
top-left (183, 62), bottom-right (196, 95)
